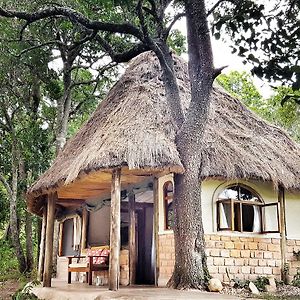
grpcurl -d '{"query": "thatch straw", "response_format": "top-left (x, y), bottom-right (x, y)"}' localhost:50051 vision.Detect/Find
top-left (27, 51), bottom-right (300, 201)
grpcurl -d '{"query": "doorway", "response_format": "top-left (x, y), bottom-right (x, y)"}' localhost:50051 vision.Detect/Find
top-left (136, 204), bottom-right (155, 284)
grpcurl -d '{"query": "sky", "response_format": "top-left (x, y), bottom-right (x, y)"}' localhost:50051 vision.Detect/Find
top-left (175, 18), bottom-right (273, 98)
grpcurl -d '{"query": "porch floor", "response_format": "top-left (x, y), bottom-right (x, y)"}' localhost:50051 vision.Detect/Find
top-left (32, 279), bottom-right (243, 300)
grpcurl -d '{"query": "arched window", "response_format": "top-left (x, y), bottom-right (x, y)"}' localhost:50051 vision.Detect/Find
top-left (217, 184), bottom-right (279, 233)
top-left (163, 181), bottom-right (174, 230)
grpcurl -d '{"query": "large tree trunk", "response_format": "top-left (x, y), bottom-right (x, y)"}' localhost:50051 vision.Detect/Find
top-left (167, 0), bottom-right (215, 289)
top-left (10, 139), bottom-right (27, 273)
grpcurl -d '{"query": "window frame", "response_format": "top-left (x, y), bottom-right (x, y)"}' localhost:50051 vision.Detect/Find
top-left (163, 181), bottom-right (174, 230)
top-left (216, 184), bottom-right (279, 234)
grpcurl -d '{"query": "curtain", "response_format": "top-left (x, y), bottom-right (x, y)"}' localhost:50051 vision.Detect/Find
top-left (73, 216), bottom-right (82, 251)
top-left (252, 205), bottom-right (261, 232)
top-left (219, 202), bottom-right (229, 229)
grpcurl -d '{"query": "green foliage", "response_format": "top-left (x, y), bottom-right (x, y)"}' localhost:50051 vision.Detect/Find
top-left (292, 268), bottom-right (300, 288)
top-left (217, 71), bottom-right (300, 142)
top-left (293, 250), bottom-right (300, 261)
top-left (233, 278), bottom-right (250, 289)
top-left (168, 29), bottom-right (187, 56)
top-left (217, 71), bottom-right (262, 111)
top-left (0, 240), bottom-right (20, 280)
top-left (13, 281), bottom-right (40, 300)
top-left (212, 1), bottom-right (300, 92)
top-left (253, 276), bottom-right (269, 292)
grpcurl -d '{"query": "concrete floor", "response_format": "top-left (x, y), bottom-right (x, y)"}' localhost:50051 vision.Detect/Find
top-left (32, 279), bottom-right (242, 300)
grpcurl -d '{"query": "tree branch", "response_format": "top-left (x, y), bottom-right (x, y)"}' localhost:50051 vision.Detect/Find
top-left (164, 12), bottom-right (185, 39)
top-left (0, 173), bottom-right (13, 198)
top-left (0, 6), bottom-right (144, 40)
top-left (95, 35), bottom-right (150, 63)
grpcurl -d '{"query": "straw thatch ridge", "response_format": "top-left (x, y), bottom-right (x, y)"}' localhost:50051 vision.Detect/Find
top-left (28, 51), bottom-right (300, 200)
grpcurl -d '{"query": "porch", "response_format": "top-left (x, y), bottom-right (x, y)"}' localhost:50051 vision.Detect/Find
top-left (32, 279), bottom-right (240, 300)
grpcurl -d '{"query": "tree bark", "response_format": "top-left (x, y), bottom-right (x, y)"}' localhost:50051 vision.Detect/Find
top-left (38, 207), bottom-right (47, 282)
top-left (25, 211), bottom-right (34, 272)
top-left (168, 0), bottom-right (215, 289)
top-left (9, 139), bottom-right (27, 273)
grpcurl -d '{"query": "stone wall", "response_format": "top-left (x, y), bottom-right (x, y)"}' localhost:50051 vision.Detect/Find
top-left (158, 233), bottom-right (287, 286)
top-left (287, 240), bottom-right (300, 282)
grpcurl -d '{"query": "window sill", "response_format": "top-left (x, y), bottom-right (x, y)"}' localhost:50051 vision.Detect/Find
top-left (158, 229), bottom-right (174, 235)
top-left (214, 230), bottom-right (280, 238)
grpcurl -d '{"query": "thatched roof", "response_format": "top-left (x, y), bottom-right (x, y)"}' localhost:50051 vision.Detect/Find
top-left (27, 51), bottom-right (300, 208)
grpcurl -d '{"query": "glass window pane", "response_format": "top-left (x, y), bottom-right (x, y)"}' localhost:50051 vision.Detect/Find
top-left (262, 204), bottom-right (279, 233)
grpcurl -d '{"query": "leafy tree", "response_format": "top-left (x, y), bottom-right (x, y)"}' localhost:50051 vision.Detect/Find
top-left (212, 1), bottom-right (300, 95)
top-left (218, 71), bottom-right (300, 142)
top-left (0, 0), bottom-right (296, 290)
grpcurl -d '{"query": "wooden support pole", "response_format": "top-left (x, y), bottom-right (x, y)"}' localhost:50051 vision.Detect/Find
top-left (37, 206), bottom-right (47, 282)
top-left (58, 222), bottom-right (63, 256)
top-left (109, 168), bottom-right (121, 291)
top-left (153, 177), bottom-right (159, 286)
top-left (128, 190), bottom-right (136, 285)
top-left (81, 207), bottom-right (88, 252)
top-left (43, 192), bottom-right (57, 287)
top-left (279, 186), bottom-right (288, 283)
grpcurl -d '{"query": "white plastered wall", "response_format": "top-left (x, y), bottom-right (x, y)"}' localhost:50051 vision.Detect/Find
top-left (157, 175), bottom-right (300, 240)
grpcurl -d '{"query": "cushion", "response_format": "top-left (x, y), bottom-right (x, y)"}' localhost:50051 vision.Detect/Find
top-left (86, 248), bottom-right (110, 265)
top-left (69, 263), bottom-right (88, 268)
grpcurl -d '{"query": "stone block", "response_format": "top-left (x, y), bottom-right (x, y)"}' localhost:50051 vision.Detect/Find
top-left (254, 266), bottom-right (263, 274)
top-left (234, 242), bottom-right (244, 250)
top-left (249, 259), bottom-right (259, 266)
top-left (248, 242), bottom-right (258, 250)
top-left (214, 257), bottom-right (225, 266)
top-left (207, 257), bottom-right (214, 266)
top-left (241, 250), bottom-right (251, 258)
top-left (263, 267), bottom-right (272, 275)
top-left (220, 249), bottom-right (230, 258)
top-left (240, 237), bottom-right (253, 242)
top-left (225, 242), bottom-right (235, 249)
top-left (263, 251), bottom-right (273, 259)
top-left (229, 266), bottom-right (239, 274)
top-left (215, 241), bottom-right (225, 248)
top-left (287, 240), bottom-right (296, 246)
top-left (234, 258), bottom-right (245, 266)
top-left (258, 243), bottom-right (267, 251)
top-left (210, 249), bottom-right (220, 257)
top-left (268, 244), bottom-right (279, 252)
top-left (224, 258), bottom-right (234, 266)
top-left (204, 235), bottom-right (211, 241)
top-left (258, 259), bottom-right (267, 266)
top-left (211, 235), bottom-right (221, 241)
top-left (272, 238), bottom-right (280, 244)
top-left (241, 266), bottom-right (251, 274)
top-left (230, 250), bottom-right (240, 257)
top-left (267, 260), bottom-right (276, 267)
top-left (218, 266), bottom-right (227, 274)
top-left (220, 236), bottom-right (231, 241)
top-left (255, 251), bottom-right (264, 259)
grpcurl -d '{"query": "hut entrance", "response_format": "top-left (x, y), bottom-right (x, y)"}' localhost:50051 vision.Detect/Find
top-left (135, 204), bottom-right (155, 285)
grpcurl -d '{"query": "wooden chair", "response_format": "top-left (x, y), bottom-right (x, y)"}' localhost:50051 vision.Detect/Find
top-left (67, 254), bottom-right (109, 285)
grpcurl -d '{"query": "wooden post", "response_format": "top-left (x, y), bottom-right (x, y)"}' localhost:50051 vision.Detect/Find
top-left (153, 177), bottom-right (159, 286)
top-left (128, 190), bottom-right (136, 285)
top-left (43, 192), bottom-right (57, 287)
top-left (279, 186), bottom-right (288, 283)
top-left (109, 168), bottom-right (121, 291)
top-left (58, 222), bottom-right (63, 256)
top-left (81, 207), bottom-right (88, 252)
top-left (37, 206), bottom-right (47, 282)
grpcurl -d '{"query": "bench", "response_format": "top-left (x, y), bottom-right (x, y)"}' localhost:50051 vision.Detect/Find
top-left (67, 248), bottom-right (109, 285)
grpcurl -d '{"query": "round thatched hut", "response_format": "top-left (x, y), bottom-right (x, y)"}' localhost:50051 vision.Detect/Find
top-left (28, 52), bottom-right (300, 290)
